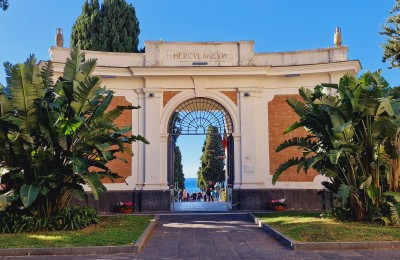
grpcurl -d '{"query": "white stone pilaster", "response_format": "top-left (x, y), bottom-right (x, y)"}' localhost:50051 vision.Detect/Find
top-left (135, 89), bottom-right (146, 189)
top-left (263, 91), bottom-right (276, 188)
top-left (160, 133), bottom-right (169, 188)
top-left (143, 88), bottom-right (168, 190)
top-left (238, 88), bottom-right (264, 189)
top-left (232, 133), bottom-right (242, 189)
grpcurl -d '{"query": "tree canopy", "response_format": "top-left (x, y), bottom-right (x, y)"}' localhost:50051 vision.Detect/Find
top-left (174, 146), bottom-right (185, 190)
top-left (0, 0), bottom-right (9, 11)
top-left (197, 126), bottom-right (225, 191)
top-left (381, 0), bottom-right (400, 68)
top-left (71, 0), bottom-right (141, 52)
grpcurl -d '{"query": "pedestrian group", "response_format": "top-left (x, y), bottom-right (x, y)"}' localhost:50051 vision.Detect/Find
top-left (177, 181), bottom-right (221, 202)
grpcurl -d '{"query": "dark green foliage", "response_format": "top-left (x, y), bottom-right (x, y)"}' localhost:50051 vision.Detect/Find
top-left (71, 0), bottom-right (140, 52)
top-left (0, 0), bottom-right (9, 11)
top-left (197, 126), bottom-right (225, 191)
top-left (174, 146), bottom-right (185, 189)
top-left (0, 46), bottom-right (148, 221)
top-left (274, 71), bottom-right (400, 224)
top-left (0, 206), bottom-right (98, 233)
top-left (381, 0), bottom-right (400, 68)
top-left (56, 206), bottom-right (99, 231)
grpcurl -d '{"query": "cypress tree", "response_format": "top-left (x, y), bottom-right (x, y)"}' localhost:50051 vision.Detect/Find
top-left (174, 146), bottom-right (185, 190)
top-left (197, 126), bottom-right (225, 191)
top-left (197, 141), bottom-right (207, 191)
top-left (71, 0), bottom-right (140, 52)
top-left (381, 0), bottom-right (400, 68)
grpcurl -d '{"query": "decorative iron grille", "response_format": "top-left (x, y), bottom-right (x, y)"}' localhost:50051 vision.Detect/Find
top-left (168, 98), bottom-right (233, 135)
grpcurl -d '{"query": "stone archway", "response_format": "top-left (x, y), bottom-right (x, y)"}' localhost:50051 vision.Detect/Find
top-left (167, 97), bottom-right (235, 210)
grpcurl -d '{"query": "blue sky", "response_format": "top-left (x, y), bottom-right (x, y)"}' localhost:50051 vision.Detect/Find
top-left (1, 0), bottom-right (400, 178)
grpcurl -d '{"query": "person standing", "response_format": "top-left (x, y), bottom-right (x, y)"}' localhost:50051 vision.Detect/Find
top-left (206, 181), bottom-right (214, 202)
top-left (214, 182), bottom-right (221, 201)
top-left (182, 189), bottom-right (188, 202)
top-left (178, 189), bottom-right (183, 202)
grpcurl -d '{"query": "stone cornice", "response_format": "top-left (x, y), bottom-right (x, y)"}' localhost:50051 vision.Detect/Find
top-left (265, 60), bottom-right (361, 76)
top-left (129, 60), bottom-right (360, 77)
top-left (52, 60), bottom-right (360, 78)
top-left (52, 62), bottom-right (133, 77)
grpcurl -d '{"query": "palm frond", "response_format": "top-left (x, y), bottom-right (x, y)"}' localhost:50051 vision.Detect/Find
top-left (286, 98), bottom-right (308, 117)
top-left (63, 46), bottom-right (83, 83)
top-left (40, 61), bottom-right (54, 91)
top-left (283, 121), bottom-right (302, 134)
top-left (272, 157), bottom-right (302, 184)
top-left (298, 87), bottom-right (314, 103)
top-left (9, 55), bottom-right (43, 134)
top-left (79, 58), bottom-right (97, 76)
top-left (88, 90), bottom-right (113, 123)
top-left (0, 84), bottom-right (12, 116)
top-left (387, 201), bottom-right (399, 224)
top-left (276, 137), bottom-right (319, 153)
top-left (71, 76), bottom-right (102, 115)
top-left (82, 172), bottom-right (107, 200)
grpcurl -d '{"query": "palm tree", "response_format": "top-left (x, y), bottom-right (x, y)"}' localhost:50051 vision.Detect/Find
top-left (274, 71), bottom-right (400, 223)
top-left (0, 47), bottom-right (148, 217)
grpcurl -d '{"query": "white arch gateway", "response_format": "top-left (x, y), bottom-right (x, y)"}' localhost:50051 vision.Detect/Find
top-left (50, 40), bottom-right (361, 212)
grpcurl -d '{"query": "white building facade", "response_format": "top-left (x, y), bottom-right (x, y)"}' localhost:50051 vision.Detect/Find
top-left (50, 40), bottom-right (360, 212)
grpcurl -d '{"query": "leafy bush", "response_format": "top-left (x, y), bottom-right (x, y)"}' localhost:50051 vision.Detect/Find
top-left (0, 206), bottom-right (98, 234)
top-left (55, 206), bottom-right (99, 231)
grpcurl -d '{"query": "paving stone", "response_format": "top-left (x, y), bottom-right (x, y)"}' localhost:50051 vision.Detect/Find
top-left (3, 213), bottom-right (400, 260)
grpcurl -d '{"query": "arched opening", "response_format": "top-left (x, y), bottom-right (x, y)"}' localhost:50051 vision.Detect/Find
top-left (167, 97), bottom-right (235, 211)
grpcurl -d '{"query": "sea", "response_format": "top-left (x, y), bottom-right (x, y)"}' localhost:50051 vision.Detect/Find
top-left (184, 178), bottom-right (200, 194)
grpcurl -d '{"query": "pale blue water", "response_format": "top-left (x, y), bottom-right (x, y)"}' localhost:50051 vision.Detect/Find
top-left (184, 178), bottom-right (200, 194)
top-left (184, 178), bottom-right (226, 194)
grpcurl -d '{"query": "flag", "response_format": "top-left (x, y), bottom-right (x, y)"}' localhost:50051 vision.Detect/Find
top-left (222, 134), bottom-right (227, 150)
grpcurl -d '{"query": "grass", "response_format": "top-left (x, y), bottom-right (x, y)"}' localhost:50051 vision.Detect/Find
top-left (0, 215), bottom-right (154, 249)
top-left (254, 212), bottom-right (400, 242)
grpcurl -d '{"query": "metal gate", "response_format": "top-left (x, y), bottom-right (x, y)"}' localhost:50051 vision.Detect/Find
top-left (167, 135), bottom-right (176, 210)
top-left (167, 97), bottom-right (234, 210)
top-left (227, 134), bottom-right (235, 209)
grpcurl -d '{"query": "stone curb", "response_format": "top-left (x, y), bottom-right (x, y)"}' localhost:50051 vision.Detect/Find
top-left (248, 213), bottom-right (399, 251)
top-left (0, 214), bottom-right (159, 257)
top-left (133, 214), bottom-right (159, 253)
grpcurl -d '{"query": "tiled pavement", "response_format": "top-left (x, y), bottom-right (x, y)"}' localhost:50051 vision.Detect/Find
top-left (3, 213), bottom-right (400, 259)
top-left (172, 201), bottom-right (230, 212)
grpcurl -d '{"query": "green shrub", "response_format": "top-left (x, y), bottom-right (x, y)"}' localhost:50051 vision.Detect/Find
top-left (0, 206), bottom-right (99, 234)
top-left (55, 206), bottom-right (99, 231)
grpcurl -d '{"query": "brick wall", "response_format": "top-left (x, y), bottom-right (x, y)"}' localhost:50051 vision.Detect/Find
top-left (221, 91), bottom-right (238, 105)
top-left (163, 91), bottom-right (181, 107)
top-left (268, 95), bottom-right (318, 182)
top-left (101, 96), bottom-right (132, 183)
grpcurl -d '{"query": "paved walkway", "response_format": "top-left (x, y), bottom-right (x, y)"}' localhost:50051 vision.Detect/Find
top-left (4, 213), bottom-right (400, 259)
top-left (173, 201), bottom-right (229, 212)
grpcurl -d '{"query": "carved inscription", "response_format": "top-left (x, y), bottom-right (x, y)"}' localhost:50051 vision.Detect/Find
top-left (167, 51), bottom-right (229, 61)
